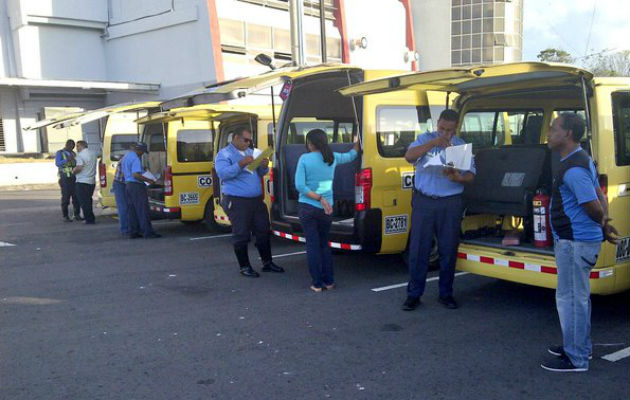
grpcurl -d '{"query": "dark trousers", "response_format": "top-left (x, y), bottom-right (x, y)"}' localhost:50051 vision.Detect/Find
top-left (59, 175), bottom-right (80, 218)
top-left (113, 181), bottom-right (129, 234)
top-left (75, 182), bottom-right (96, 223)
top-left (126, 182), bottom-right (154, 237)
top-left (298, 203), bottom-right (333, 288)
top-left (407, 192), bottom-right (463, 298)
top-left (222, 195), bottom-right (272, 267)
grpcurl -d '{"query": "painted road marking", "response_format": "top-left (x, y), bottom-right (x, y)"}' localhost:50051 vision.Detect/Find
top-left (602, 346), bottom-right (630, 362)
top-left (0, 241), bottom-right (16, 247)
top-left (259, 251), bottom-right (307, 259)
top-left (189, 234), bottom-right (233, 241)
top-left (371, 272), bottom-right (471, 292)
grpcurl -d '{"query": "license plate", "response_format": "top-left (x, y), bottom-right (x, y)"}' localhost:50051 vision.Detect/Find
top-left (616, 236), bottom-right (630, 262)
top-left (384, 215), bottom-right (408, 235)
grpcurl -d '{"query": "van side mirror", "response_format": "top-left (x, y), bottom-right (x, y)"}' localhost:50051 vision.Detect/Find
top-left (255, 53), bottom-right (275, 70)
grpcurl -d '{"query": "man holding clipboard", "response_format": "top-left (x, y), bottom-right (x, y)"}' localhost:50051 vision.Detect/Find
top-left (215, 127), bottom-right (284, 277)
top-left (402, 109), bottom-right (475, 311)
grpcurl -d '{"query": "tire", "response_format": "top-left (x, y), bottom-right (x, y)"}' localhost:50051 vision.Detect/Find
top-left (401, 235), bottom-right (439, 271)
top-left (203, 198), bottom-right (231, 233)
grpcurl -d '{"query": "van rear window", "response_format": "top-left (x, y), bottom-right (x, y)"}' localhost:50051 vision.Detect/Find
top-left (612, 91), bottom-right (630, 166)
top-left (110, 134), bottom-right (137, 161)
top-left (460, 110), bottom-right (543, 152)
top-left (177, 129), bottom-right (213, 163)
top-left (286, 120), bottom-right (355, 145)
top-left (376, 106), bottom-right (433, 158)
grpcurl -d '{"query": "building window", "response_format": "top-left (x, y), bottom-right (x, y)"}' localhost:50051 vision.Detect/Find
top-left (247, 23), bottom-right (272, 49)
top-left (0, 118), bottom-right (5, 151)
top-left (219, 19), bottom-right (245, 47)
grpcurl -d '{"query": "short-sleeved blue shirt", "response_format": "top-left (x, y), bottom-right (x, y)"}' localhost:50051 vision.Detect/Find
top-left (215, 143), bottom-right (268, 198)
top-left (550, 148), bottom-right (602, 242)
top-left (408, 132), bottom-right (476, 197)
top-left (121, 151), bottom-right (143, 183)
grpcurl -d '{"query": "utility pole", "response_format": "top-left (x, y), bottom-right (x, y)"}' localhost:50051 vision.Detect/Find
top-left (320, 0), bottom-right (327, 63)
top-left (289, 0), bottom-right (306, 66)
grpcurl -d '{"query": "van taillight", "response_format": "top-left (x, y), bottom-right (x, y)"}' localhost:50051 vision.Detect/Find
top-left (99, 161), bottom-right (107, 188)
top-left (355, 168), bottom-right (372, 212)
top-left (599, 174), bottom-right (608, 197)
top-left (269, 168), bottom-right (275, 203)
top-left (164, 166), bottom-right (173, 196)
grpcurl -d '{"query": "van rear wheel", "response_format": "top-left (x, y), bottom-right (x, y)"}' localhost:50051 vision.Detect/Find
top-left (203, 198), bottom-right (231, 233)
top-left (401, 236), bottom-right (439, 271)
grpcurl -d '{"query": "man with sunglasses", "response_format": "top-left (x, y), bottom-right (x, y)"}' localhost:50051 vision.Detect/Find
top-left (215, 127), bottom-right (284, 277)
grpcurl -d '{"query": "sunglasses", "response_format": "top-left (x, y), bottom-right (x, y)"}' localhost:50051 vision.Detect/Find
top-left (242, 137), bottom-right (253, 144)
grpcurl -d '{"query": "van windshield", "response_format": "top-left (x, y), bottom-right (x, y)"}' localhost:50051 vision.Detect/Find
top-left (110, 134), bottom-right (137, 161)
top-left (376, 106), bottom-right (433, 158)
top-left (460, 109), bottom-right (544, 152)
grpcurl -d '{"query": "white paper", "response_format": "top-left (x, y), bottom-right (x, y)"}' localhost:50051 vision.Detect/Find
top-left (142, 170), bottom-right (157, 186)
top-left (423, 143), bottom-right (472, 171)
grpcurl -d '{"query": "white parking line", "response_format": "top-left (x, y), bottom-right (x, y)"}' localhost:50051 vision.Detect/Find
top-left (262, 251), bottom-right (307, 259)
top-left (371, 272), bottom-right (471, 292)
top-left (0, 241), bottom-right (16, 247)
top-left (189, 234), bottom-right (232, 241)
top-left (602, 346), bottom-right (630, 362)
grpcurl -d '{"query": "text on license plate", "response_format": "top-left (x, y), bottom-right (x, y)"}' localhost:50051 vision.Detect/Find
top-left (384, 215), bottom-right (408, 235)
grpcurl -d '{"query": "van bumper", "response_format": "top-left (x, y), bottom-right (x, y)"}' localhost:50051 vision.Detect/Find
top-left (270, 208), bottom-right (382, 253)
top-left (456, 244), bottom-right (628, 295)
top-left (148, 200), bottom-right (181, 219)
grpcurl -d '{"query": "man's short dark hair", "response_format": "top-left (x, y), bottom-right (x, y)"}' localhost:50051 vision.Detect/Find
top-left (233, 127), bottom-right (252, 138)
top-left (77, 140), bottom-right (88, 148)
top-left (559, 112), bottom-right (586, 142)
top-left (65, 139), bottom-right (75, 147)
top-left (438, 109), bottom-right (459, 122)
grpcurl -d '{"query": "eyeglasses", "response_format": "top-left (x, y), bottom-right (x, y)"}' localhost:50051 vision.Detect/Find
top-left (242, 137), bottom-right (253, 144)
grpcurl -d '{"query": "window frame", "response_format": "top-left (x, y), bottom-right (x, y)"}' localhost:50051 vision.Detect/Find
top-left (612, 91), bottom-right (630, 166)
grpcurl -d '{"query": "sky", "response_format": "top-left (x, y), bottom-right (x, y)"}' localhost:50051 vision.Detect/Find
top-left (522, 0), bottom-right (630, 64)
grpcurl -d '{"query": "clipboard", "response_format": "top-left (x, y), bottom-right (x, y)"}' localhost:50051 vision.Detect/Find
top-left (246, 147), bottom-right (274, 173)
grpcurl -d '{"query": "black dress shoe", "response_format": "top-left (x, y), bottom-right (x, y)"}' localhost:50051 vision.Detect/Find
top-left (240, 266), bottom-right (260, 278)
top-left (402, 296), bottom-right (421, 311)
top-left (262, 262), bottom-right (285, 273)
top-left (438, 295), bottom-right (458, 309)
top-left (62, 216), bottom-right (73, 222)
top-left (145, 233), bottom-right (162, 239)
top-left (74, 216), bottom-right (84, 221)
top-left (127, 233), bottom-right (142, 239)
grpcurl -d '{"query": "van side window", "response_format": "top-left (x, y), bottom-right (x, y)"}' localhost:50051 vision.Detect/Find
top-left (110, 134), bottom-right (137, 161)
top-left (177, 129), bottom-right (213, 163)
top-left (149, 133), bottom-right (166, 152)
top-left (612, 91), bottom-right (630, 166)
top-left (460, 110), bottom-right (543, 152)
top-left (376, 106), bottom-right (432, 158)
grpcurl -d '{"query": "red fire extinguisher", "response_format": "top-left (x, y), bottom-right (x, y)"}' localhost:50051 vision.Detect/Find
top-left (532, 189), bottom-right (552, 248)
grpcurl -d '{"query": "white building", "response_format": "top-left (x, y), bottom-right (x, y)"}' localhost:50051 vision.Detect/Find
top-left (0, 0), bottom-right (415, 154)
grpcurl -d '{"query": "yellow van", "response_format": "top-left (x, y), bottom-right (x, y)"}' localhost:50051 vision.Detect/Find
top-left (340, 62), bottom-right (630, 295)
top-left (135, 104), bottom-right (277, 230)
top-left (167, 65), bottom-right (444, 252)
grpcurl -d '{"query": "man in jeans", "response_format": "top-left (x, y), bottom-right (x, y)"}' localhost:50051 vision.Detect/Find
top-left (72, 140), bottom-right (97, 224)
top-left (542, 113), bottom-right (618, 372)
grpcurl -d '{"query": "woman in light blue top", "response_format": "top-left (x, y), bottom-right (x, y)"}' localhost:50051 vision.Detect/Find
top-left (295, 129), bottom-right (359, 292)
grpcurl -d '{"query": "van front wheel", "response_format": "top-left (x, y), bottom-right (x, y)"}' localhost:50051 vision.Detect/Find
top-left (203, 198), bottom-right (231, 233)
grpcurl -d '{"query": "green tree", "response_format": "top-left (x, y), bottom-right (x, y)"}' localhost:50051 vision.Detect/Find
top-left (586, 50), bottom-right (630, 77)
top-left (536, 48), bottom-right (574, 64)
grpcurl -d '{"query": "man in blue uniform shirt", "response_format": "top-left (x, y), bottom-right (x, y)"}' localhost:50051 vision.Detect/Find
top-left (402, 109), bottom-right (475, 311)
top-left (541, 113), bottom-right (618, 372)
top-left (215, 127), bottom-right (283, 277)
top-left (121, 142), bottom-right (161, 239)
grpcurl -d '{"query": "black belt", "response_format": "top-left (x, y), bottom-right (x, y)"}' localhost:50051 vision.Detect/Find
top-left (413, 188), bottom-right (461, 200)
top-left (223, 194), bottom-right (263, 201)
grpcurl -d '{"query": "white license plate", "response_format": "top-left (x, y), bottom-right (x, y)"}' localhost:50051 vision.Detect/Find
top-left (616, 236), bottom-right (630, 262)
top-left (384, 215), bottom-right (408, 235)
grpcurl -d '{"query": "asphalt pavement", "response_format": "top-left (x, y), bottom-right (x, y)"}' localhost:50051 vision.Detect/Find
top-left (1, 189), bottom-right (628, 400)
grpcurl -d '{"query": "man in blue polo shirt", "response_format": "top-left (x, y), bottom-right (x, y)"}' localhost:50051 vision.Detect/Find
top-left (541, 113), bottom-right (618, 372)
top-left (402, 109), bottom-right (475, 311)
top-left (121, 142), bottom-right (161, 239)
top-left (215, 127), bottom-right (283, 277)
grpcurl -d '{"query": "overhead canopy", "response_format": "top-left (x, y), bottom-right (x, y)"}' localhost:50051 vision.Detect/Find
top-left (161, 64), bottom-right (358, 110)
top-left (338, 62), bottom-right (594, 98)
top-left (53, 101), bottom-right (161, 128)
